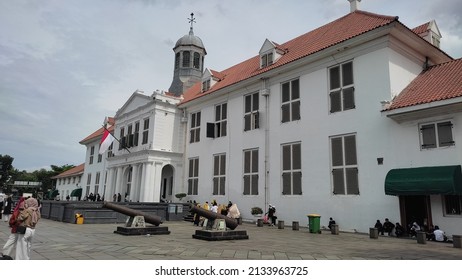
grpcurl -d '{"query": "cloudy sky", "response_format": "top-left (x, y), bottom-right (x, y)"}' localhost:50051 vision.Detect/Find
top-left (1, 0), bottom-right (461, 171)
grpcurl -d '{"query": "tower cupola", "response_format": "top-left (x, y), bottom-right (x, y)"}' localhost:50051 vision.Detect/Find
top-left (169, 13), bottom-right (207, 96)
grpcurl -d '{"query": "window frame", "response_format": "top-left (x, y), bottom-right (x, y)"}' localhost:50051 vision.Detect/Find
top-left (261, 52), bottom-right (274, 67)
top-left (281, 142), bottom-right (302, 195)
top-left (214, 103), bottom-right (227, 138)
top-left (281, 78), bottom-right (300, 123)
top-left (188, 158), bottom-right (199, 195)
top-left (142, 118), bottom-right (149, 145)
top-left (419, 120), bottom-right (455, 150)
top-left (212, 153), bottom-right (226, 196)
top-left (443, 195), bottom-right (462, 216)
top-left (329, 61), bottom-right (355, 113)
top-left (190, 111), bottom-right (201, 143)
top-left (243, 148), bottom-right (259, 195)
top-left (330, 133), bottom-right (359, 195)
top-left (244, 92), bottom-right (260, 131)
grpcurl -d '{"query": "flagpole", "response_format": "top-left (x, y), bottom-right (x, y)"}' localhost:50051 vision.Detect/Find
top-left (101, 125), bottom-right (131, 154)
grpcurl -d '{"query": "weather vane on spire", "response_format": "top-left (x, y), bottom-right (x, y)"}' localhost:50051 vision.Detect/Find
top-left (188, 12), bottom-right (196, 34)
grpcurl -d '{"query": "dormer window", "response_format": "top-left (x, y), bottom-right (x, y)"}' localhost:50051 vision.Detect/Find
top-left (201, 68), bottom-right (224, 93)
top-left (202, 79), bottom-right (211, 92)
top-left (259, 39), bottom-right (285, 69)
top-left (261, 52), bottom-right (273, 67)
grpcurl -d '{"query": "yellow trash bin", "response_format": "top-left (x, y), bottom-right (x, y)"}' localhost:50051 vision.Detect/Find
top-left (75, 213), bottom-right (84, 224)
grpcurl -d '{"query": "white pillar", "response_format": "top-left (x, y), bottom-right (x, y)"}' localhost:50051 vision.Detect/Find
top-left (139, 163), bottom-right (146, 202)
top-left (115, 166), bottom-right (124, 199)
top-left (151, 161), bottom-right (163, 202)
top-left (105, 168), bottom-right (115, 201)
top-left (142, 162), bottom-right (153, 202)
top-left (130, 164), bottom-right (139, 202)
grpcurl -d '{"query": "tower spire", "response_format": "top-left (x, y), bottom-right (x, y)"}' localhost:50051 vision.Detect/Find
top-left (188, 12), bottom-right (196, 35)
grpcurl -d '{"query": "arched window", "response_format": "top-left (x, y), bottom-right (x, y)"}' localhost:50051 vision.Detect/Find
top-left (182, 51), bottom-right (190, 67)
top-left (193, 52), bottom-right (200, 69)
top-left (175, 53), bottom-right (180, 69)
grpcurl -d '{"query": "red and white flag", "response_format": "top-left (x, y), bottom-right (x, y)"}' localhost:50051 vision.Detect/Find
top-left (99, 128), bottom-right (115, 154)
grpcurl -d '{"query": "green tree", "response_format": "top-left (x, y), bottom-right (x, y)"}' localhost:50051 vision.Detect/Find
top-left (0, 154), bottom-right (14, 190)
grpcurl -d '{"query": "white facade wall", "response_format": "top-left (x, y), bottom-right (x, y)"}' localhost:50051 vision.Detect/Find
top-left (182, 39), bottom-right (444, 233)
top-left (107, 92), bottom-right (185, 203)
top-left (82, 138), bottom-right (108, 199)
top-left (55, 175), bottom-right (82, 201)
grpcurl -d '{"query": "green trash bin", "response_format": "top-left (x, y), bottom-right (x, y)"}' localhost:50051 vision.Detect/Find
top-left (307, 214), bottom-right (321, 234)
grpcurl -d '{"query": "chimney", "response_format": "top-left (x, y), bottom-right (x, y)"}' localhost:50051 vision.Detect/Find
top-left (348, 0), bottom-right (361, 12)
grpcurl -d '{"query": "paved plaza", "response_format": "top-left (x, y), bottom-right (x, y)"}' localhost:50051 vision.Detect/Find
top-left (1, 219), bottom-right (461, 260)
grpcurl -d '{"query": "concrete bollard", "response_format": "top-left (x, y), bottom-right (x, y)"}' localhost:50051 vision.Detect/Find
top-left (369, 227), bottom-right (378, 239)
top-left (278, 220), bottom-right (285, 229)
top-left (453, 235), bottom-right (462, 248)
top-left (331, 224), bottom-right (339, 235)
top-left (292, 221), bottom-right (299, 231)
top-left (257, 219), bottom-right (263, 227)
top-left (416, 231), bottom-right (426, 244)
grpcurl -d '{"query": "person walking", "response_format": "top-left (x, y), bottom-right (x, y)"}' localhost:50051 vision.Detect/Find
top-left (15, 197), bottom-right (41, 260)
top-left (3, 195), bottom-right (13, 222)
top-left (1, 197), bottom-right (25, 259)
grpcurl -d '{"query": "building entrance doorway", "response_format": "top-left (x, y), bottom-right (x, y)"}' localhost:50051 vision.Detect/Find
top-left (400, 195), bottom-right (432, 232)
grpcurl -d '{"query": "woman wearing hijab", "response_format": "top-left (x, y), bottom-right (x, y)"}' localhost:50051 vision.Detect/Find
top-left (1, 197), bottom-right (25, 259)
top-left (15, 197), bottom-right (40, 260)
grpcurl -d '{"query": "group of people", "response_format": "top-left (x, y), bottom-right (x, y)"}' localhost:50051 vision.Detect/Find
top-left (192, 200), bottom-right (241, 227)
top-left (374, 218), bottom-right (405, 237)
top-left (374, 219), bottom-right (448, 242)
top-left (82, 192), bottom-right (102, 202)
top-left (1, 196), bottom-right (41, 260)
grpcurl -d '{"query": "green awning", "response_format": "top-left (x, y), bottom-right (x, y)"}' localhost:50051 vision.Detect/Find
top-left (385, 165), bottom-right (462, 196)
top-left (49, 189), bottom-right (59, 198)
top-left (70, 188), bottom-right (82, 197)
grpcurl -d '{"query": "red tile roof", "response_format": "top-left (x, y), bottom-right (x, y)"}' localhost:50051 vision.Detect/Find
top-left (51, 163), bottom-right (85, 179)
top-left (412, 22), bottom-right (430, 36)
top-left (386, 58), bottom-right (462, 111)
top-left (79, 117), bottom-right (115, 144)
top-left (180, 10), bottom-right (398, 105)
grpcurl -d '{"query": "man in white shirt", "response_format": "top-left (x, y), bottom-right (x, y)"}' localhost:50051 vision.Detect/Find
top-left (433, 226), bottom-right (447, 242)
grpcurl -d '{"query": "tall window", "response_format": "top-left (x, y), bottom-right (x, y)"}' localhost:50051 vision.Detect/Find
top-left (127, 124), bottom-right (133, 147)
top-left (243, 149), bottom-right (259, 195)
top-left (215, 103), bottom-right (227, 138)
top-left (119, 127), bottom-right (125, 150)
top-left (142, 118), bottom-right (149, 144)
top-left (134, 121), bottom-right (140, 147)
top-left (213, 154), bottom-right (226, 195)
top-left (282, 142), bottom-right (302, 195)
top-left (97, 154), bottom-right (102, 163)
top-left (244, 92), bottom-right (259, 131)
top-left (193, 52), bottom-right (200, 69)
top-left (175, 53), bottom-right (180, 69)
top-left (444, 195), bottom-right (462, 215)
top-left (330, 134), bottom-right (359, 195)
top-left (182, 51), bottom-right (190, 67)
top-left (89, 146), bottom-right (95, 164)
top-left (329, 61), bottom-right (354, 113)
top-left (95, 172), bottom-right (100, 195)
top-left (86, 173), bottom-right (92, 196)
top-left (188, 158), bottom-right (199, 195)
top-left (190, 112), bottom-right (201, 143)
top-left (420, 120), bottom-right (454, 149)
top-left (281, 79), bottom-right (300, 123)
top-left (107, 142), bottom-right (114, 158)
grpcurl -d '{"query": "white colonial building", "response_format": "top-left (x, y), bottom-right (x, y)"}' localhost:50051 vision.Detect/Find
top-left (177, 2), bottom-right (462, 235)
top-left (64, 1), bottom-right (462, 235)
